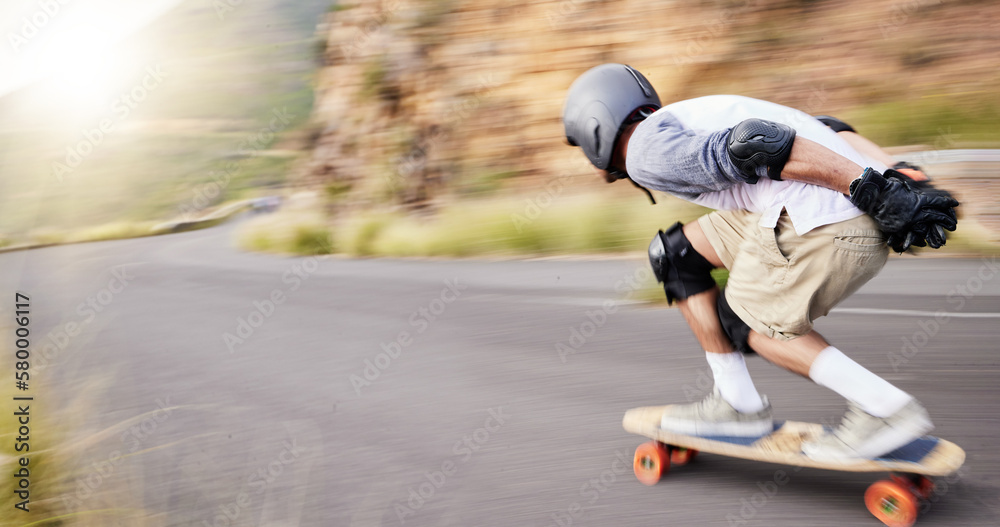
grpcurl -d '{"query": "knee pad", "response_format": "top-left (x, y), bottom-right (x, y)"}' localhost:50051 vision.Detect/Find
top-left (814, 115), bottom-right (857, 134)
top-left (717, 290), bottom-right (753, 354)
top-left (647, 222), bottom-right (717, 304)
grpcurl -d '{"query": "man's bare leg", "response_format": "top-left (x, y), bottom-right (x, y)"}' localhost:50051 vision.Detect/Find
top-left (748, 330), bottom-right (826, 377)
top-left (681, 221), bottom-right (827, 373)
top-left (677, 223), bottom-right (730, 353)
top-left (674, 223), bottom-right (765, 414)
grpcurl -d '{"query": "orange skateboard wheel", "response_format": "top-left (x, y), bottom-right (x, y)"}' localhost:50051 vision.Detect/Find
top-left (865, 479), bottom-right (919, 527)
top-left (633, 441), bottom-right (669, 485)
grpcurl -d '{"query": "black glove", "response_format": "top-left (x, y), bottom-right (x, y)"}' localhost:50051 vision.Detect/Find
top-left (849, 168), bottom-right (959, 253)
top-left (882, 170), bottom-right (957, 250)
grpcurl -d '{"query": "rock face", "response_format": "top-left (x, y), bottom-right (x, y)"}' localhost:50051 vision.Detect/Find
top-left (305, 0), bottom-right (999, 211)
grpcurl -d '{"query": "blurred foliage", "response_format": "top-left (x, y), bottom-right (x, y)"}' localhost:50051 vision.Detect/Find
top-left (236, 208), bottom-right (334, 255)
top-left (324, 181), bottom-right (354, 201)
top-left (415, 0), bottom-right (456, 31)
top-left (846, 96), bottom-right (1000, 147)
top-left (360, 56), bottom-right (389, 101)
top-left (240, 191), bottom-right (709, 257)
top-left (0, 393), bottom-right (63, 526)
top-left (459, 170), bottom-right (518, 196)
top-left (342, 212), bottom-right (393, 257)
top-left (70, 221), bottom-right (159, 243)
top-left (0, 344), bottom-right (160, 526)
top-left (239, 180), bottom-right (999, 259)
top-left (293, 223), bottom-right (336, 255)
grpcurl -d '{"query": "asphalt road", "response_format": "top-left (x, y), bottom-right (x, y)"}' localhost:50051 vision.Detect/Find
top-left (3, 219), bottom-right (1000, 527)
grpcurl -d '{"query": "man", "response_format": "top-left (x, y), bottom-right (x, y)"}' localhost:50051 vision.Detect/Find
top-left (562, 63), bottom-right (959, 461)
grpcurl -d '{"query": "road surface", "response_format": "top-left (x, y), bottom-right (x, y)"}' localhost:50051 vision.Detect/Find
top-left (2, 219), bottom-right (999, 526)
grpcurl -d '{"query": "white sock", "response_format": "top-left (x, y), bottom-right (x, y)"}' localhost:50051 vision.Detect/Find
top-left (705, 351), bottom-right (766, 413)
top-left (808, 346), bottom-right (912, 418)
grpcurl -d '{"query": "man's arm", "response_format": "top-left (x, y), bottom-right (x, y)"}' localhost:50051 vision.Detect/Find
top-left (779, 136), bottom-right (862, 195)
top-left (722, 118), bottom-right (959, 252)
top-left (625, 114), bottom-right (857, 195)
top-left (627, 114), bottom-right (956, 252)
top-left (780, 135), bottom-right (959, 252)
top-left (625, 112), bottom-right (746, 197)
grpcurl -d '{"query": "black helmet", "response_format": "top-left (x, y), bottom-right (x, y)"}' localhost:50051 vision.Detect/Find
top-left (562, 64), bottom-right (661, 171)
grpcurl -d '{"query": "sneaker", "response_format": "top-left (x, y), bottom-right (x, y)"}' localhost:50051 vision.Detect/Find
top-left (802, 399), bottom-right (934, 462)
top-left (660, 388), bottom-right (773, 437)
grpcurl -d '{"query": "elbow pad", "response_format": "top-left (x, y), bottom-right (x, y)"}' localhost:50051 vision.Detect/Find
top-left (726, 118), bottom-right (796, 183)
top-left (814, 115), bottom-right (857, 134)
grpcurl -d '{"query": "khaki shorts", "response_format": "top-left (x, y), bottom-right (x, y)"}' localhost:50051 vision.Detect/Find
top-left (698, 210), bottom-right (888, 341)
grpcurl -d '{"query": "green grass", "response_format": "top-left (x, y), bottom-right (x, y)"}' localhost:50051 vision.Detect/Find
top-left (235, 209), bottom-right (334, 255)
top-left (0, 369), bottom-right (180, 526)
top-left (0, 330), bottom-right (67, 525)
top-left (235, 191), bottom-right (708, 258)
top-left (241, 188), bottom-right (1000, 261)
top-left (292, 223), bottom-right (336, 255)
top-left (341, 212), bottom-right (395, 257)
top-left (360, 56), bottom-right (389, 101)
top-left (844, 95), bottom-right (1000, 147)
top-left (70, 222), bottom-right (161, 243)
top-left (342, 192), bottom-right (706, 258)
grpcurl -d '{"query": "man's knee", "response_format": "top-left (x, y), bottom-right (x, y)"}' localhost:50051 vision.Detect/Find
top-left (682, 220), bottom-right (724, 268)
top-left (648, 222), bottom-right (717, 304)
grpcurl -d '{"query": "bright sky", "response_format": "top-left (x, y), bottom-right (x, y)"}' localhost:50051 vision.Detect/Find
top-left (0, 0), bottom-right (184, 99)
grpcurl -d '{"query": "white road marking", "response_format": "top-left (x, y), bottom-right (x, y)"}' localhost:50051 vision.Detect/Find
top-left (467, 293), bottom-right (645, 307)
top-left (470, 293), bottom-right (1000, 318)
top-left (831, 307), bottom-right (1000, 319)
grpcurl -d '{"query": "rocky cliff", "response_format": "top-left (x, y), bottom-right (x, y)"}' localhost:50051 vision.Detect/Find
top-left (304, 0), bottom-right (999, 212)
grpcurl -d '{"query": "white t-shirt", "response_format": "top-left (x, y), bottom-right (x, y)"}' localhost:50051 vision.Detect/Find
top-left (626, 95), bottom-right (885, 235)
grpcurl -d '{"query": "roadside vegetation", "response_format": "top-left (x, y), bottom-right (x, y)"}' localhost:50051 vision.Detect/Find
top-left (0, 322), bottom-right (187, 527)
top-left (238, 184), bottom-right (999, 259)
top-left (845, 96), bottom-right (1000, 148)
top-left (237, 191), bottom-right (710, 258)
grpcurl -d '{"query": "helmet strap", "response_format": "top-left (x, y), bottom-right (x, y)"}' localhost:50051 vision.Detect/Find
top-left (626, 176), bottom-right (656, 205)
top-left (610, 106), bottom-right (658, 204)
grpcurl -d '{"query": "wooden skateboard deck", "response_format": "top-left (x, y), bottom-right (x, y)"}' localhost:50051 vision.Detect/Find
top-left (623, 405), bottom-right (966, 526)
top-left (623, 405), bottom-right (965, 475)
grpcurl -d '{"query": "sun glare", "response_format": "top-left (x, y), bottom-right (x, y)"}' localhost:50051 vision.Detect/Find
top-left (39, 24), bottom-right (125, 107)
top-left (1, 0), bottom-right (185, 113)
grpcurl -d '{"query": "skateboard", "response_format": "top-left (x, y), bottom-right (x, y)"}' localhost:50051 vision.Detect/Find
top-left (623, 405), bottom-right (965, 527)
